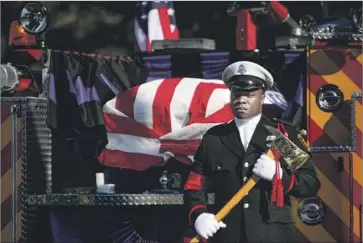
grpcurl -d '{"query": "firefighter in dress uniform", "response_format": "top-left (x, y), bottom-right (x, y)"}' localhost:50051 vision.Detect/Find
top-left (183, 61), bottom-right (321, 243)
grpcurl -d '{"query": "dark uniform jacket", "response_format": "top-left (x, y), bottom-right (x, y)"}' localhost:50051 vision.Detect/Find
top-left (184, 115), bottom-right (320, 243)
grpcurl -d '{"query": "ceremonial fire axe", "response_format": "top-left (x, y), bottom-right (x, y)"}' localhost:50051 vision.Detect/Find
top-left (189, 125), bottom-right (310, 243)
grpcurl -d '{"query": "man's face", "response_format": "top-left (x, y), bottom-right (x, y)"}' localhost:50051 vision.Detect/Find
top-left (230, 89), bottom-right (265, 119)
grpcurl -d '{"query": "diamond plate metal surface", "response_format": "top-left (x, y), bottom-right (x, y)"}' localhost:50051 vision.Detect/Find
top-left (21, 98), bottom-right (52, 243)
top-left (350, 92), bottom-right (362, 152)
top-left (312, 32), bottom-right (363, 41)
top-left (26, 193), bottom-right (215, 206)
top-left (1, 97), bottom-right (52, 243)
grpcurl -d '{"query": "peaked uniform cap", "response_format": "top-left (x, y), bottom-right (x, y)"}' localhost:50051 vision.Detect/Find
top-left (222, 61), bottom-right (274, 91)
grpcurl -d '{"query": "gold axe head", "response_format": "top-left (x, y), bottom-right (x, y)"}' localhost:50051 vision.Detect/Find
top-left (263, 125), bottom-right (310, 172)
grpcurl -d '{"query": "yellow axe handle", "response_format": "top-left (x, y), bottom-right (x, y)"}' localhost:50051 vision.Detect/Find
top-left (188, 149), bottom-right (275, 243)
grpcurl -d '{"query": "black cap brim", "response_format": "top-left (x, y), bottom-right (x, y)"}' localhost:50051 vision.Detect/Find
top-left (227, 75), bottom-right (266, 92)
top-left (229, 84), bottom-right (262, 92)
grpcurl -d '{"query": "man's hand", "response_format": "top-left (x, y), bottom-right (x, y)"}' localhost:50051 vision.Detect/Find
top-left (194, 213), bottom-right (226, 239)
top-left (252, 154), bottom-right (283, 181)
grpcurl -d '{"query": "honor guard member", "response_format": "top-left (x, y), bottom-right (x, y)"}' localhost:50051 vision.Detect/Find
top-left (183, 61), bottom-right (320, 243)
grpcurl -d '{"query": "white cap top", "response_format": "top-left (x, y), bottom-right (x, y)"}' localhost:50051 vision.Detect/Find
top-left (221, 61), bottom-right (274, 90)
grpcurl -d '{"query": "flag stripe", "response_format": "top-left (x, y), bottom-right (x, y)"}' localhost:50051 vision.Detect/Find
top-left (172, 80), bottom-right (227, 128)
top-left (99, 149), bottom-right (163, 170)
top-left (187, 83), bottom-right (229, 125)
top-left (148, 9), bottom-right (165, 42)
top-left (158, 8), bottom-right (175, 38)
top-left (200, 104), bottom-right (233, 124)
top-left (153, 78), bottom-right (183, 134)
top-left (115, 85), bottom-right (140, 120)
top-left (101, 76), bottom-right (291, 172)
top-left (205, 88), bottom-right (231, 118)
top-left (100, 78), bottom-right (234, 170)
top-left (146, 36), bottom-right (152, 52)
top-left (134, 18), bottom-right (147, 52)
top-left (159, 123), bottom-right (220, 140)
top-left (104, 113), bottom-right (158, 138)
top-left (264, 90), bottom-right (288, 110)
top-left (105, 133), bottom-right (161, 156)
top-left (135, 1), bottom-right (179, 52)
top-left (103, 125), bottom-right (221, 159)
top-left (160, 139), bottom-right (201, 155)
top-left (134, 80), bottom-right (163, 128)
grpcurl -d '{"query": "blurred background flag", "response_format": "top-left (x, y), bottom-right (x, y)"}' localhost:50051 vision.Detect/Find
top-left (283, 74), bottom-right (304, 127)
top-left (134, 1), bottom-right (180, 52)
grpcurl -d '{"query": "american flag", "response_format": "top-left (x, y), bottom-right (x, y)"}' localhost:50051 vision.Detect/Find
top-left (134, 1), bottom-right (180, 52)
top-left (264, 85), bottom-right (288, 111)
top-left (98, 78), bottom-right (287, 171)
